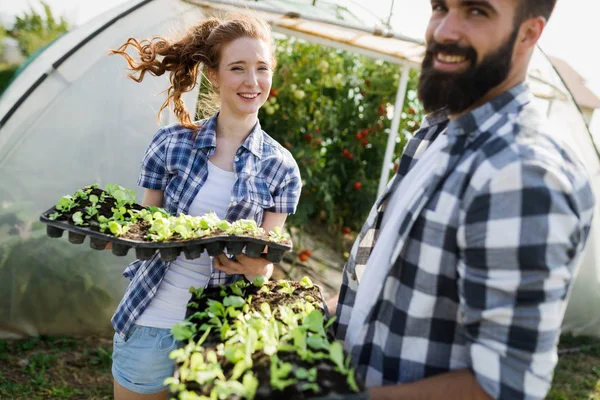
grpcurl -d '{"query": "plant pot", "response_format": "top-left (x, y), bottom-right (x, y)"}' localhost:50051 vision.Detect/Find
top-left (46, 225), bottom-right (64, 238)
top-left (204, 240), bottom-right (225, 257)
top-left (159, 247), bottom-right (182, 262)
top-left (183, 245), bottom-right (204, 260)
top-left (112, 243), bottom-right (130, 256)
top-left (245, 241), bottom-right (264, 258)
top-left (89, 237), bottom-right (108, 250)
top-left (265, 248), bottom-right (285, 263)
top-left (136, 247), bottom-right (156, 260)
top-left (226, 240), bottom-right (245, 255)
top-left (68, 231), bottom-right (85, 244)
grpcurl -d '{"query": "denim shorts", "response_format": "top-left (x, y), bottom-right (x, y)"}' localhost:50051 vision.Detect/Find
top-left (111, 325), bottom-right (178, 394)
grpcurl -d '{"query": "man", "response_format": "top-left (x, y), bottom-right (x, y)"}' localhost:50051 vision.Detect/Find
top-left (328, 0), bottom-right (595, 399)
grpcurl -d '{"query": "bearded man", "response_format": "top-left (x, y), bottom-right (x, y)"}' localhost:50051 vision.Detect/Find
top-left (327, 1), bottom-right (595, 399)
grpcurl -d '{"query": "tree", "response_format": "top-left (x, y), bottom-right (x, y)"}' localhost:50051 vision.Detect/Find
top-left (9, 1), bottom-right (70, 57)
top-left (0, 24), bottom-right (5, 55)
top-left (254, 38), bottom-right (423, 235)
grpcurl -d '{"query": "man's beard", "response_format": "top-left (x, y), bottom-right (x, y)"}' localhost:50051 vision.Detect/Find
top-left (417, 29), bottom-right (519, 114)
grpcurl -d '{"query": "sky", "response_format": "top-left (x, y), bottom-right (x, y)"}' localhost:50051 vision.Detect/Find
top-left (1, 0), bottom-right (598, 133)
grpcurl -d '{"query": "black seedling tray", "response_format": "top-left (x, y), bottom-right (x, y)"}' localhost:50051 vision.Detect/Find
top-left (39, 208), bottom-right (292, 263)
top-left (175, 282), bottom-right (368, 400)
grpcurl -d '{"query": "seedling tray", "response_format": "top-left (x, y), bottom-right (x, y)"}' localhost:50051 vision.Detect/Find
top-left (170, 279), bottom-right (368, 400)
top-left (39, 207), bottom-right (292, 263)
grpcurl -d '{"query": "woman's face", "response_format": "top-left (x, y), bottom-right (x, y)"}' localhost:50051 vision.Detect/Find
top-left (212, 36), bottom-right (273, 118)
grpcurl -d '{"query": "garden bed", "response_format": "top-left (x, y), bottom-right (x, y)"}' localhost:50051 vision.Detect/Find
top-left (167, 277), bottom-right (367, 399)
top-left (39, 184), bottom-right (293, 262)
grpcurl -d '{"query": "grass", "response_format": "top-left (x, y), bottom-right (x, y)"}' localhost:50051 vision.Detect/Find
top-left (0, 335), bottom-right (113, 399)
top-left (0, 63), bottom-right (19, 94)
top-left (0, 333), bottom-right (598, 399)
top-left (547, 335), bottom-right (600, 400)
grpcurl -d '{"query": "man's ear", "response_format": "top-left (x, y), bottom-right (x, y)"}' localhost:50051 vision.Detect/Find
top-left (516, 16), bottom-right (546, 54)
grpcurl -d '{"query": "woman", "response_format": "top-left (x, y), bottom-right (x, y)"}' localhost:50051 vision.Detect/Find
top-left (109, 14), bottom-right (301, 399)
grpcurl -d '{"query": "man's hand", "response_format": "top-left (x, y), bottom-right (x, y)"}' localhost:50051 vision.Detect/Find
top-left (214, 253), bottom-right (274, 282)
top-left (368, 369), bottom-right (492, 400)
top-left (326, 295), bottom-right (339, 316)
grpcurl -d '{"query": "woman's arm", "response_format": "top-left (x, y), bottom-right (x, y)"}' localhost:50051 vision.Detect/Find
top-left (142, 189), bottom-right (164, 207)
top-left (260, 211), bottom-right (288, 232)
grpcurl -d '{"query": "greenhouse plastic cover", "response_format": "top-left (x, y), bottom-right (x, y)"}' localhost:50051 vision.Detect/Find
top-left (0, 0), bottom-right (599, 338)
top-left (0, 0), bottom-right (202, 338)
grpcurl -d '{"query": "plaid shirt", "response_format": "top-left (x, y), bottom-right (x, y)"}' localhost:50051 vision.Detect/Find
top-left (112, 112), bottom-right (301, 339)
top-left (334, 84), bottom-right (595, 399)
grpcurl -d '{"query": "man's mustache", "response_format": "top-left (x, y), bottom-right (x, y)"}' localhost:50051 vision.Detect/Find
top-left (424, 41), bottom-right (478, 65)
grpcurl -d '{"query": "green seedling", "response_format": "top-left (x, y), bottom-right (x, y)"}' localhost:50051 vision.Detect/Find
top-left (171, 321), bottom-right (196, 341)
top-left (48, 212), bottom-right (61, 220)
top-left (72, 211), bottom-right (85, 226)
top-left (56, 195), bottom-right (77, 212)
top-left (277, 280), bottom-right (296, 295)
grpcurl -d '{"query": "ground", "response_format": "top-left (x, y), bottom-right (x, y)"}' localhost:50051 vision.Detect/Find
top-left (1, 228), bottom-right (599, 399)
top-left (0, 333), bottom-right (598, 399)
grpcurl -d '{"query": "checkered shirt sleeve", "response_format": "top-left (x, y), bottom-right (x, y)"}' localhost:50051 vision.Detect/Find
top-left (458, 157), bottom-right (595, 399)
top-left (138, 127), bottom-right (169, 190)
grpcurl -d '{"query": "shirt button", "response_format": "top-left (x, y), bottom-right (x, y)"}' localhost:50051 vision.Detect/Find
top-left (234, 156), bottom-right (239, 162)
top-left (262, 199), bottom-right (268, 205)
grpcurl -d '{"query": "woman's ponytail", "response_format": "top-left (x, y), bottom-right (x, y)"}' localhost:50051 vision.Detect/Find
top-left (110, 18), bottom-right (220, 131)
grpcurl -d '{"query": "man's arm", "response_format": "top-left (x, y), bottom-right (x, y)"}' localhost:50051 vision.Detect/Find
top-left (455, 160), bottom-right (592, 399)
top-left (368, 369), bottom-right (492, 400)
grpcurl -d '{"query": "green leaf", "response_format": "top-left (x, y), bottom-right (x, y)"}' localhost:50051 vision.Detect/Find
top-left (304, 310), bottom-right (326, 337)
top-left (231, 358), bottom-right (252, 380)
top-left (223, 296), bottom-right (245, 309)
top-left (260, 302), bottom-right (272, 318)
top-left (171, 321), bottom-right (196, 341)
top-left (56, 195), bottom-right (76, 212)
top-left (253, 275), bottom-right (268, 287)
top-left (324, 315), bottom-right (337, 330)
top-left (347, 367), bottom-right (360, 392)
top-left (72, 211), bottom-right (85, 226)
top-left (242, 372), bottom-right (259, 400)
top-left (329, 341), bottom-right (346, 373)
top-left (230, 283), bottom-right (244, 297)
top-left (299, 276), bottom-right (314, 288)
top-left (307, 335), bottom-right (330, 351)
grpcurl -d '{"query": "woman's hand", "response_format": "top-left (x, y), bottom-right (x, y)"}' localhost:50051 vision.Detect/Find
top-left (214, 253), bottom-right (274, 282)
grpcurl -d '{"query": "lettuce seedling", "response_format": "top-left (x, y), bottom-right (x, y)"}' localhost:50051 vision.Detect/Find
top-left (253, 275), bottom-right (268, 287)
top-left (105, 184), bottom-right (136, 206)
top-left (56, 195), bottom-right (77, 212)
top-left (277, 281), bottom-right (296, 295)
top-left (299, 276), bottom-right (314, 289)
top-left (171, 321), bottom-right (196, 341)
top-left (270, 354), bottom-right (296, 391)
top-left (48, 212), bottom-right (62, 220)
top-left (72, 211), bottom-right (85, 226)
top-left (108, 221), bottom-right (129, 237)
top-left (269, 226), bottom-right (291, 243)
top-left (223, 296), bottom-right (245, 309)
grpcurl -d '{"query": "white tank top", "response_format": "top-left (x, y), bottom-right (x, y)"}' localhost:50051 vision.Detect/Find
top-left (136, 161), bottom-right (236, 329)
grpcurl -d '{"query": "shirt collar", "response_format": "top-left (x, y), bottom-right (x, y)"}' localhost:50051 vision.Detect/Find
top-left (193, 112), bottom-right (218, 150)
top-left (193, 112), bottom-right (264, 159)
top-left (447, 82), bottom-right (531, 137)
top-left (240, 119), bottom-right (264, 159)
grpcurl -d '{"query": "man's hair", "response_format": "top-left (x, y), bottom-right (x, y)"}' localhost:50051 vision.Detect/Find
top-left (517, 0), bottom-right (557, 22)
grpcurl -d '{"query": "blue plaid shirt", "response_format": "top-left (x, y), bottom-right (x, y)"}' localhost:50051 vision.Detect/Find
top-left (112, 112), bottom-right (301, 339)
